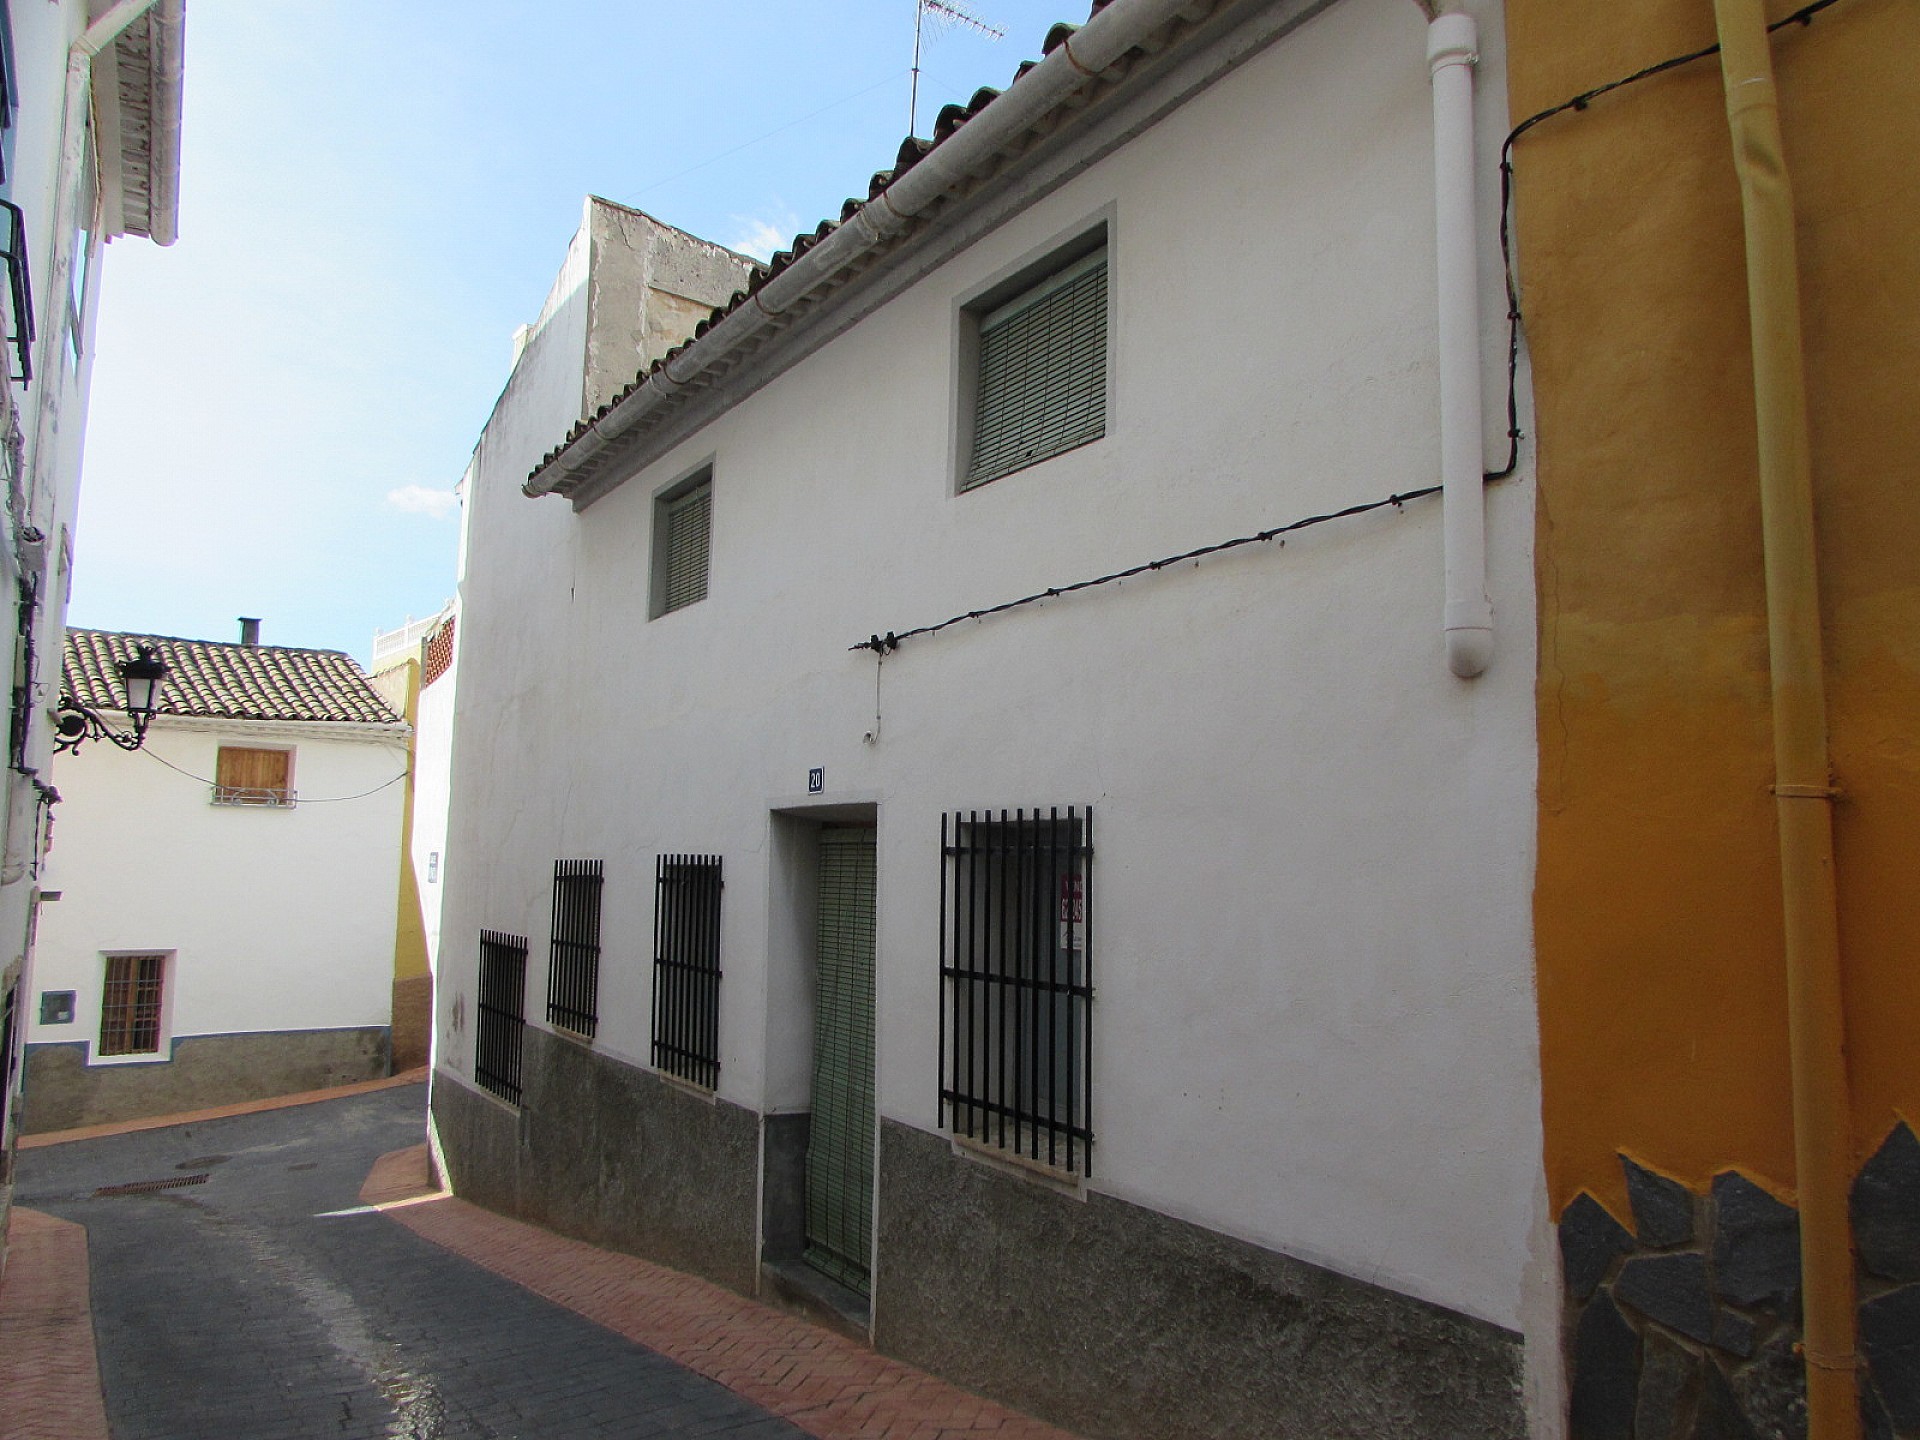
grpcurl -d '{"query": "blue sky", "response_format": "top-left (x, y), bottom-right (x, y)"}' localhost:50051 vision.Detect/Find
top-left (71, 0), bottom-right (1083, 663)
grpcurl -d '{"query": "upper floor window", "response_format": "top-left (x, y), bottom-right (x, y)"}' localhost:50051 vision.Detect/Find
top-left (651, 468), bottom-right (712, 618)
top-left (213, 745), bottom-right (295, 807)
top-left (961, 233), bottom-right (1109, 492)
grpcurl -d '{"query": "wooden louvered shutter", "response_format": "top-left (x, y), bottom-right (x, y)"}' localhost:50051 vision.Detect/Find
top-left (805, 827), bottom-right (877, 1295)
top-left (215, 746), bottom-right (289, 803)
top-left (966, 248), bottom-right (1108, 489)
top-left (661, 480), bottom-right (711, 615)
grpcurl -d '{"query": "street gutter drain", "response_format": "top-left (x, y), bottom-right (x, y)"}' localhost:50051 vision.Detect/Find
top-left (94, 1173), bottom-right (209, 1197)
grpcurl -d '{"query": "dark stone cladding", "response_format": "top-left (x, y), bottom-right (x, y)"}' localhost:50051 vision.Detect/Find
top-left (873, 1119), bottom-right (1525, 1440)
top-left (1559, 1129), bottom-right (1920, 1440)
top-left (20, 1028), bottom-right (389, 1133)
top-left (430, 1028), bottom-right (759, 1293)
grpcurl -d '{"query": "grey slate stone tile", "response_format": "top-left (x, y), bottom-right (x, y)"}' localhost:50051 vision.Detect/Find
top-left (1624, 1156), bottom-right (1696, 1248)
top-left (1570, 1291), bottom-right (1640, 1440)
top-left (1562, 1191), bottom-right (1636, 1302)
top-left (1861, 1283), bottom-right (1920, 1433)
top-left (1854, 1122), bottom-right (1920, 1285)
top-left (1695, 1361), bottom-right (1762, 1440)
top-left (1635, 1329), bottom-right (1701, 1440)
top-left (1728, 1331), bottom-right (1807, 1440)
top-left (1711, 1171), bottom-right (1802, 1309)
top-left (1618, 1252), bottom-right (1716, 1346)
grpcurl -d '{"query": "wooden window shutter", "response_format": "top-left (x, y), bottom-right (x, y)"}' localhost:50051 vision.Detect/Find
top-left (215, 747), bottom-right (290, 803)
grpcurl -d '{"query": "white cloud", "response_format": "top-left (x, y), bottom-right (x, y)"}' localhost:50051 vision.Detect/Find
top-left (725, 209), bottom-right (802, 264)
top-left (386, 485), bottom-right (460, 520)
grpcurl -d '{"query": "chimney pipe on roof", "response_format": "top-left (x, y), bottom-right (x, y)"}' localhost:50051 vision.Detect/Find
top-left (238, 617), bottom-right (261, 646)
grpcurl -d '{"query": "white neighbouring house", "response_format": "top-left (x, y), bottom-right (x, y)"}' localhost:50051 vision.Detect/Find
top-left (19, 627), bottom-right (410, 1132)
top-left (0, 0), bottom-right (186, 1257)
top-left (432, 1), bottom-right (1553, 1437)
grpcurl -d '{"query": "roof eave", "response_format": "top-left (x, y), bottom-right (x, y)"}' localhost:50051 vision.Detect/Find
top-left (525, 0), bottom-right (1315, 508)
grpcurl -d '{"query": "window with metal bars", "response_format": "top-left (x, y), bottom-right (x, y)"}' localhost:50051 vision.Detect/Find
top-left (651, 854), bottom-right (722, 1089)
top-left (213, 745), bottom-right (294, 807)
top-left (546, 859), bottom-right (603, 1038)
top-left (99, 953), bottom-right (166, 1057)
top-left (963, 244), bottom-right (1108, 491)
top-left (475, 930), bottom-right (528, 1104)
top-left (940, 807), bottom-right (1094, 1175)
top-left (651, 469), bottom-right (712, 618)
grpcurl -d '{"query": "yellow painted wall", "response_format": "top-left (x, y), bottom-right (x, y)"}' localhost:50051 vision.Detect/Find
top-left (1510, 0), bottom-right (1920, 1217)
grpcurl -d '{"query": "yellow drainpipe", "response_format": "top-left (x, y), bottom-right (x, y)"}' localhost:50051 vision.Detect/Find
top-left (1709, 3), bottom-right (1858, 1436)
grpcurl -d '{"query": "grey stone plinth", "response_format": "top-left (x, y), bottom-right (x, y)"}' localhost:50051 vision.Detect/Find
top-left (1625, 1156), bottom-right (1696, 1248)
top-left (1854, 1123), bottom-right (1920, 1286)
top-left (874, 1119), bottom-right (1524, 1440)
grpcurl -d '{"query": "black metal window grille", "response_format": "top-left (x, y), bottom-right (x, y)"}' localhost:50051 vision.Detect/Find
top-left (99, 953), bottom-right (165, 1057)
top-left (652, 854), bottom-right (722, 1089)
top-left (940, 807), bottom-right (1093, 1175)
top-left (475, 930), bottom-right (528, 1104)
top-left (546, 859), bottom-right (603, 1037)
top-left (0, 198), bottom-right (33, 384)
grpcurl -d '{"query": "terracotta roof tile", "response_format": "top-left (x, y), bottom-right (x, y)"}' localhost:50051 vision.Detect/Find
top-left (64, 629), bottom-right (403, 727)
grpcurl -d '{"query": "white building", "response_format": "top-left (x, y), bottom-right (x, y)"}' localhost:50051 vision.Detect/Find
top-left (19, 626), bottom-right (410, 1132)
top-left (0, 0), bottom-right (184, 1249)
top-left (432, 1), bottom-right (1551, 1435)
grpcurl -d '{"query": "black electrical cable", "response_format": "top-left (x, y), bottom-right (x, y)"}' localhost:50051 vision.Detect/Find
top-left (852, 0), bottom-right (1849, 657)
top-left (853, 484), bottom-right (1443, 653)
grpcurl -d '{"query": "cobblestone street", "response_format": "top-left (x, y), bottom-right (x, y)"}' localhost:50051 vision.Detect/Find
top-left (10, 1083), bottom-right (804, 1439)
top-left (3, 1081), bottom-right (1072, 1440)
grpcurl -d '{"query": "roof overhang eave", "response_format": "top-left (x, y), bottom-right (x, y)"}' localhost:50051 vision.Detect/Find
top-left (523, 0), bottom-right (1239, 505)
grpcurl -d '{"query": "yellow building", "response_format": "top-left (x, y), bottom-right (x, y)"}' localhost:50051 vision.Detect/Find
top-left (1507, 0), bottom-right (1919, 1432)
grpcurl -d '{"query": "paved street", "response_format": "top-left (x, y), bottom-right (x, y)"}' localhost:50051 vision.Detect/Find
top-left (12, 1083), bottom-right (805, 1439)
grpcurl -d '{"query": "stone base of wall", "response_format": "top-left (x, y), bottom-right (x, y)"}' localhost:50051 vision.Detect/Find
top-left (20, 1027), bottom-right (390, 1134)
top-left (874, 1120), bottom-right (1526, 1440)
top-left (430, 1028), bottom-right (759, 1292)
top-left (390, 974), bottom-right (433, 1073)
top-left (1559, 1126), bottom-right (1920, 1439)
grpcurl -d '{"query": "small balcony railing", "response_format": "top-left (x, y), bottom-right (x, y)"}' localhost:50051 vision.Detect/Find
top-left (211, 786), bottom-right (296, 808)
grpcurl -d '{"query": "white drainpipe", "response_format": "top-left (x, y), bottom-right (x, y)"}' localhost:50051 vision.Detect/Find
top-left (1427, 11), bottom-right (1493, 678)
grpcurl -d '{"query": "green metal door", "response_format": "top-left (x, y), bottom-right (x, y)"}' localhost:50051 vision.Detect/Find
top-left (805, 826), bottom-right (876, 1294)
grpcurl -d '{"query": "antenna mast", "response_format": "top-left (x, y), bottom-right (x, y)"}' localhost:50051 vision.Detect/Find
top-left (912, 0), bottom-right (1005, 136)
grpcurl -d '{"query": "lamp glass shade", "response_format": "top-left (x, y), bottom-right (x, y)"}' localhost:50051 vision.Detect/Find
top-left (117, 647), bottom-right (167, 717)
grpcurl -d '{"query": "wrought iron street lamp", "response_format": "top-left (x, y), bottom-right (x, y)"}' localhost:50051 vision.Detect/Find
top-left (54, 644), bottom-right (170, 754)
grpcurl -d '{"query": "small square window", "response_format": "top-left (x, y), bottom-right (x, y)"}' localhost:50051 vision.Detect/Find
top-left (651, 469), bottom-right (712, 618)
top-left (961, 235), bottom-right (1109, 492)
top-left (40, 989), bottom-right (75, 1025)
top-left (214, 746), bottom-right (294, 806)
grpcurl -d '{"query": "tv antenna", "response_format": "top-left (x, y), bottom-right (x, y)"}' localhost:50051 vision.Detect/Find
top-left (912, 0), bottom-right (1005, 137)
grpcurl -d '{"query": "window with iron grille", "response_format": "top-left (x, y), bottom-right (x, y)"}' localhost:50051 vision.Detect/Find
top-left (652, 854), bottom-right (722, 1089)
top-left (547, 859), bottom-right (603, 1038)
top-left (475, 930), bottom-right (528, 1104)
top-left (1, 979), bottom-right (17, 1103)
top-left (99, 953), bottom-right (167, 1057)
top-left (651, 469), bottom-right (712, 618)
top-left (962, 240), bottom-right (1108, 491)
top-left (213, 745), bottom-right (294, 807)
top-left (940, 807), bottom-right (1093, 1175)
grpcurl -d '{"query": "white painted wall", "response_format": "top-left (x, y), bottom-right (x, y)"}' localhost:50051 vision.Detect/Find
top-left (441, 0), bottom-right (1542, 1347)
top-left (412, 628), bottom-right (457, 977)
top-left (25, 719), bottom-right (408, 1057)
top-left (0, 0), bottom-right (147, 1153)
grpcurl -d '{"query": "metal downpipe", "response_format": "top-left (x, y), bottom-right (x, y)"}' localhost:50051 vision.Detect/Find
top-left (1710, 2), bottom-right (1858, 1435)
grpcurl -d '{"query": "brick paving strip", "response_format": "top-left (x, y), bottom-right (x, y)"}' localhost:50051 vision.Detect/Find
top-left (0, 1209), bottom-right (110, 1440)
top-left (364, 1144), bottom-right (1082, 1440)
top-left (15, 1065), bottom-right (430, 1150)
